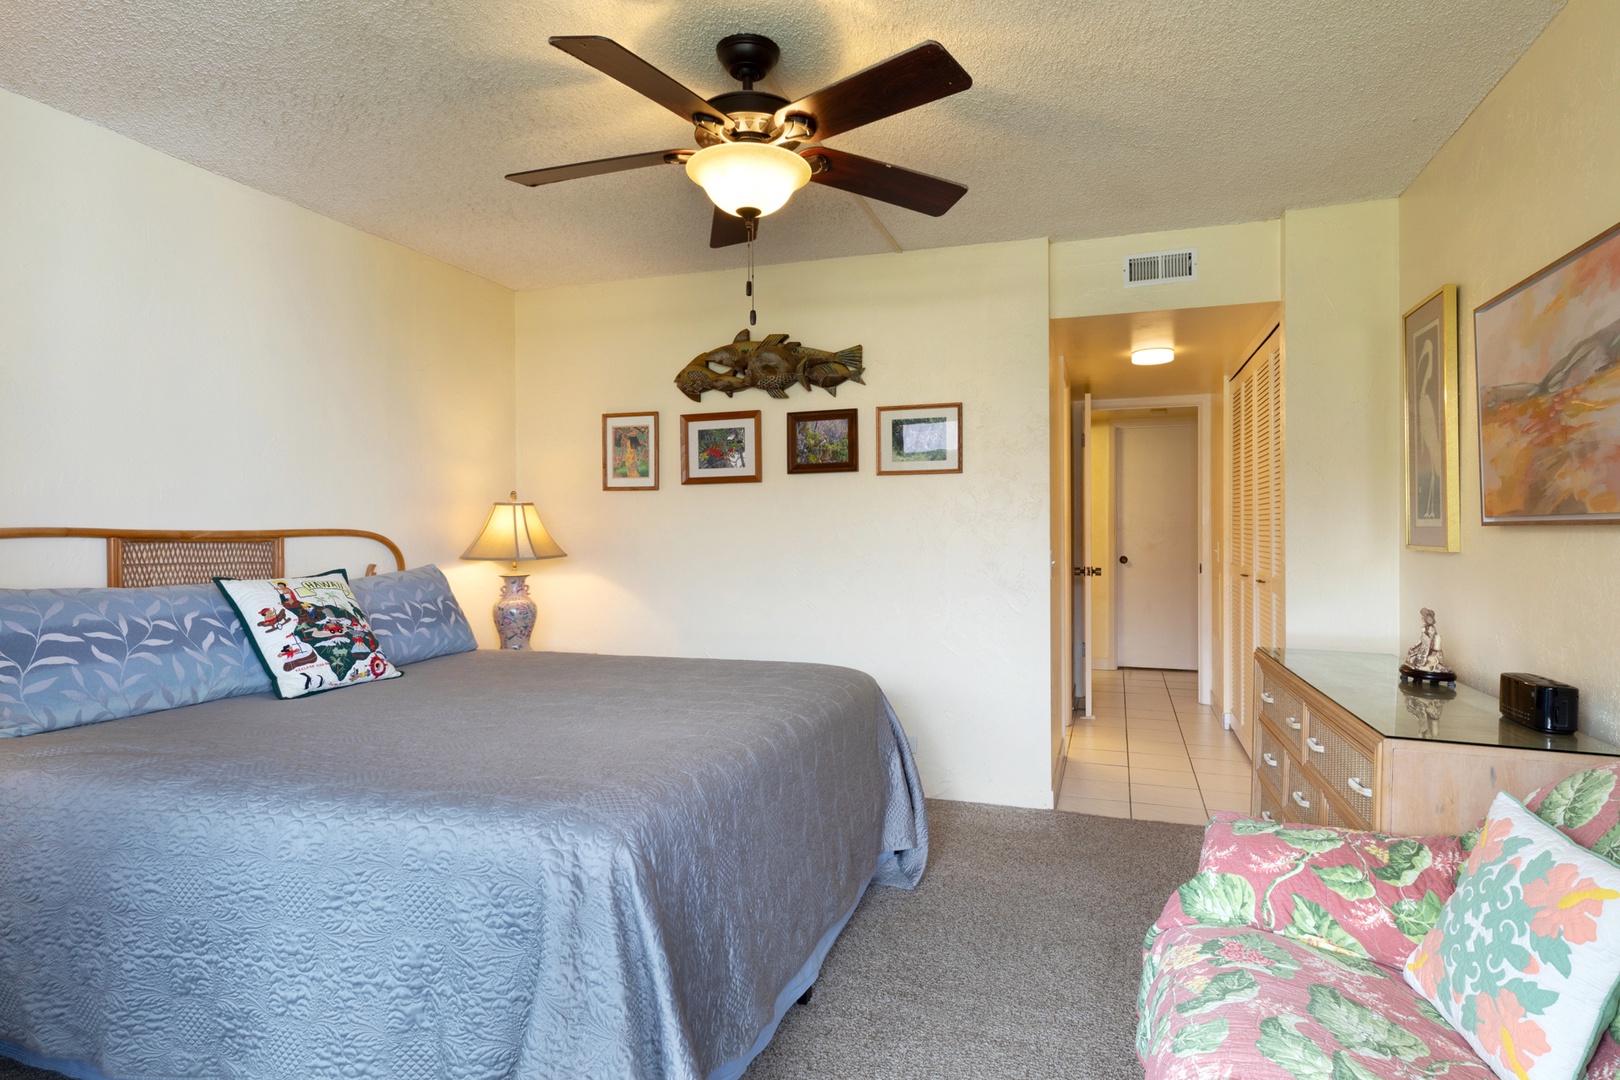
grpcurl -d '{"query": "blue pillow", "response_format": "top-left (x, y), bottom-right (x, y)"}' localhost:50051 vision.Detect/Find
top-left (348, 565), bottom-right (477, 666)
top-left (0, 584), bottom-right (271, 737)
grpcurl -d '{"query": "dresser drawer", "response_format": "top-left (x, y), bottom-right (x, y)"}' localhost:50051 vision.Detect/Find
top-left (1302, 710), bottom-right (1377, 825)
top-left (1256, 723), bottom-right (1289, 795)
top-left (1254, 773), bottom-right (1286, 824)
top-left (1283, 769), bottom-right (1323, 825)
top-left (1258, 672), bottom-right (1305, 748)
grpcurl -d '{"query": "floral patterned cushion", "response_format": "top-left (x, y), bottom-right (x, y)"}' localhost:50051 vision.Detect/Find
top-left (215, 572), bottom-right (400, 699)
top-left (0, 584), bottom-right (271, 737)
top-left (1164, 813), bottom-right (1463, 970)
top-left (1404, 792), bottom-right (1620, 1080)
top-left (1139, 923), bottom-right (1490, 1079)
top-left (1526, 764), bottom-right (1620, 857)
top-left (348, 565), bottom-right (477, 666)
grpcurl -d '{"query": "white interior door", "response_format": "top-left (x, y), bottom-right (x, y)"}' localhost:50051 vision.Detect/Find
top-left (1072, 393), bottom-right (1093, 716)
top-left (1115, 421), bottom-right (1199, 669)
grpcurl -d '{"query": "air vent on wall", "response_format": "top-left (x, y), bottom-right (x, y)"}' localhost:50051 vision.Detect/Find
top-left (1123, 248), bottom-right (1198, 288)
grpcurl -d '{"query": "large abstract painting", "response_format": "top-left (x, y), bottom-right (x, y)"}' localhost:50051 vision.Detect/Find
top-left (1403, 285), bottom-right (1459, 550)
top-left (1475, 221), bottom-right (1620, 524)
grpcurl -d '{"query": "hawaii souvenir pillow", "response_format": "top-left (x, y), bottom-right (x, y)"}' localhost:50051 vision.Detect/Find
top-left (215, 571), bottom-right (400, 699)
top-left (1167, 812), bottom-right (1464, 970)
top-left (348, 564), bottom-right (476, 665)
top-left (1405, 791), bottom-right (1620, 1080)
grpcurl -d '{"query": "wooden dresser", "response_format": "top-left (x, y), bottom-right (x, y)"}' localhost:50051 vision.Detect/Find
top-left (1252, 649), bottom-right (1620, 836)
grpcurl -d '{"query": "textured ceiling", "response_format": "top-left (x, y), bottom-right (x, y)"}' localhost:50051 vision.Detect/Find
top-left (0, 0), bottom-right (1565, 290)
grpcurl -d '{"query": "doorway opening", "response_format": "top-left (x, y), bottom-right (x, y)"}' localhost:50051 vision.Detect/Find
top-left (1050, 300), bottom-right (1279, 803)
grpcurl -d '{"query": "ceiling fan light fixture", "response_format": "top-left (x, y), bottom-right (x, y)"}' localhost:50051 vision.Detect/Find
top-left (1131, 348), bottom-right (1175, 366)
top-left (685, 142), bottom-right (811, 218)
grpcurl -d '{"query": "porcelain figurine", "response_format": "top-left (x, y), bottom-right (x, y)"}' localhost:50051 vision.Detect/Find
top-left (1399, 607), bottom-right (1456, 685)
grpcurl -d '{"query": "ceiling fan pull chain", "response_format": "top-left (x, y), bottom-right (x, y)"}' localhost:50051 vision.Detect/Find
top-left (746, 219), bottom-right (757, 326)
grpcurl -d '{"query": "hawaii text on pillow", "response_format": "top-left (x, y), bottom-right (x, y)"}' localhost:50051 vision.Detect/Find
top-left (215, 571), bottom-right (400, 699)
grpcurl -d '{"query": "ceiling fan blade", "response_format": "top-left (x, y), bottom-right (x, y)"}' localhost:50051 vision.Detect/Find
top-left (506, 149), bottom-right (689, 187)
top-left (775, 42), bottom-right (970, 141)
top-left (710, 207), bottom-right (752, 248)
top-left (804, 147), bottom-right (967, 216)
top-left (551, 36), bottom-right (725, 126)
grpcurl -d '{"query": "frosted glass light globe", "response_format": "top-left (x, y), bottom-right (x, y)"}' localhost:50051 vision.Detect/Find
top-left (685, 142), bottom-right (812, 218)
top-left (1131, 348), bottom-right (1175, 366)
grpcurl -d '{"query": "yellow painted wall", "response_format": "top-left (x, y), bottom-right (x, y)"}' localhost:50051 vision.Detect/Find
top-left (1398, 0), bottom-right (1620, 741)
top-left (514, 240), bottom-right (1056, 808)
top-left (1050, 219), bottom-right (1281, 319)
top-left (0, 89), bottom-right (517, 644)
top-left (1281, 201), bottom-right (1403, 651)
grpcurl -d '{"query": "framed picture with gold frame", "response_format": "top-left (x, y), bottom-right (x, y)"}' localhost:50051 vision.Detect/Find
top-left (602, 412), bottom-right (658, 491)
top-left (680, 410), bottom-right (762, 484)
top-left (1402, 284), bottom-right (1460, 551)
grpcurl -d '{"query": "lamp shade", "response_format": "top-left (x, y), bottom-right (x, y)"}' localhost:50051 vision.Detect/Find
top-left (461, 493), bottom-right (566, 564)
top-left (684, 142), bottom-right (811, 218)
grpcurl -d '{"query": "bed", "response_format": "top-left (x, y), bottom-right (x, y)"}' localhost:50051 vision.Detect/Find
top-left (0, 529), bottom-right (927, 1080)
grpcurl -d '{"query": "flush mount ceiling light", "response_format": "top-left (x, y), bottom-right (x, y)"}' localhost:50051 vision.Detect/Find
top-left (684, 142), bottom-right (811, 218)
top-left (1131, 348), bottom-right (1175, 366)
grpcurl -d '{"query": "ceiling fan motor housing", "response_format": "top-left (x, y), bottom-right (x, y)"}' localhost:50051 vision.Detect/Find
top-left (716, 33), bottom-right (780, 86)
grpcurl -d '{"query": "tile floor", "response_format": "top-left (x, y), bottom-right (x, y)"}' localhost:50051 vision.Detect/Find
top-left (1056, 667), bottom-right (1253, 826)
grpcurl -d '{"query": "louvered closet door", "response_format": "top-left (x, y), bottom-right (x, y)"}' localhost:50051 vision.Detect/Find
top-left (1227, 328), bottom-right (1284, 756)
top-left (1256, 341), bottom-right (1285, 651)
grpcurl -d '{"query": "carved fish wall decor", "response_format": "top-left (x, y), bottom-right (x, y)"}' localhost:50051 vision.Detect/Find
top-left (675, 330), bottom-right (864, 401)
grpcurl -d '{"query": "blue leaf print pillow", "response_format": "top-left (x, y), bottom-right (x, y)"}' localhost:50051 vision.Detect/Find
top-left (0, 584), bottom-right (271, 737)
top-left (348, 564), bottom-right (478, 666)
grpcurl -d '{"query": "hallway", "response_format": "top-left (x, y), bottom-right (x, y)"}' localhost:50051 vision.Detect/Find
top-left (1057, 667), bottom-right (1250, 825)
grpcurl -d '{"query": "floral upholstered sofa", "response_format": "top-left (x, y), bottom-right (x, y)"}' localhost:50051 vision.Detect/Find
top-left (1138, 764), bottom-right (1620, 1080)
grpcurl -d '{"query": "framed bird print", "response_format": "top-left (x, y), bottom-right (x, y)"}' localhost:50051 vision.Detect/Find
top-left (681, 411), bottom-right (762, 485)
top-left (603, 412), bottom-right (658, 491)
top-left (1402, 286), bottom-right (1459, 550)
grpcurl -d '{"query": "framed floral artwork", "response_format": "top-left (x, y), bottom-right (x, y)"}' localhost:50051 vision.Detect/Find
top-left (602, 412), bottom-right (658, 491)
top-left (786, 408), bottom-right (858, 474)
top-left (876, 403), bottom-right (962, 475)
top-left (1402, 286), bottom-right (1459, 550)
top-left (1475, 220), bottom-right (1620, 524)
top-left (680, 410), bottom-right (761, 485)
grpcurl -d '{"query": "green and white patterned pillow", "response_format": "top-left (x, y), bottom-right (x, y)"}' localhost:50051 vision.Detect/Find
top-left (215, 571), bottom-right (400, 699)
top-left (1404, 791), bottom-right (1620, 1080)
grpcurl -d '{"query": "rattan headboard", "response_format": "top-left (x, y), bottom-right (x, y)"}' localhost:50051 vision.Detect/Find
top-left (0, 528), bottom-right (405, 587)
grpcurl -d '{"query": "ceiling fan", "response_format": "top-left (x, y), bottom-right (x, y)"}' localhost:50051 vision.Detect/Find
top-left (507, 34), bottom-right (973, 248)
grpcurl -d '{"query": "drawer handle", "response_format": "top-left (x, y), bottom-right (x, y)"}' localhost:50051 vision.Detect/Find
top-left (1306, 737), bottom-right (1326, 754)
top-left (1291, 790), bottom-right (1311, 809)
top-left (1261, 811), bottom-right (1274, 822)
top-left (1260, 692), bottom-right (1275, 704)
top-left (1262, 753), bottom-right (1278, 768)
top-left (1286, 716), bottom-right (1302, 730)
top-left (1348, 777), bottom-right (1373, 798)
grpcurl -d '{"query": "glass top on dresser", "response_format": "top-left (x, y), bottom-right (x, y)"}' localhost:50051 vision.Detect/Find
top-left (1259, 648), bottom-right (1620, 756)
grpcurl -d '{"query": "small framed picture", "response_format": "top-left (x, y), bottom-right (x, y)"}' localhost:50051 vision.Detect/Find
top-left (603, 412), bottom-right (659, 491)
top-left (876, 403), bottom-right (962, 475)
top-left (681, 410), bottom-right (762, 484)
top-left (787, 408), bottom-right (859, 474)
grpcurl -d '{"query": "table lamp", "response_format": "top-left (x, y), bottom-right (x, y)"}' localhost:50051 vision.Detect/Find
top-left (461, 491), bottom-right (566, 650)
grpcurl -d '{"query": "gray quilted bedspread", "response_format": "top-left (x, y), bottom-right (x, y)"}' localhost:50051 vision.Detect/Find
top-left (0, 651), bottom-right (926, 1080)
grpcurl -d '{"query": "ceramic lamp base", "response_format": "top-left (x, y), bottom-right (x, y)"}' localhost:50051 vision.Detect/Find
top-left (493, 574), bottom-right (537, 651)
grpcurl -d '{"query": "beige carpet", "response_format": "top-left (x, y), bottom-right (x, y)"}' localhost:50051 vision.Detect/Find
top-left (1, 801), bottom-right (1205, 1080)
